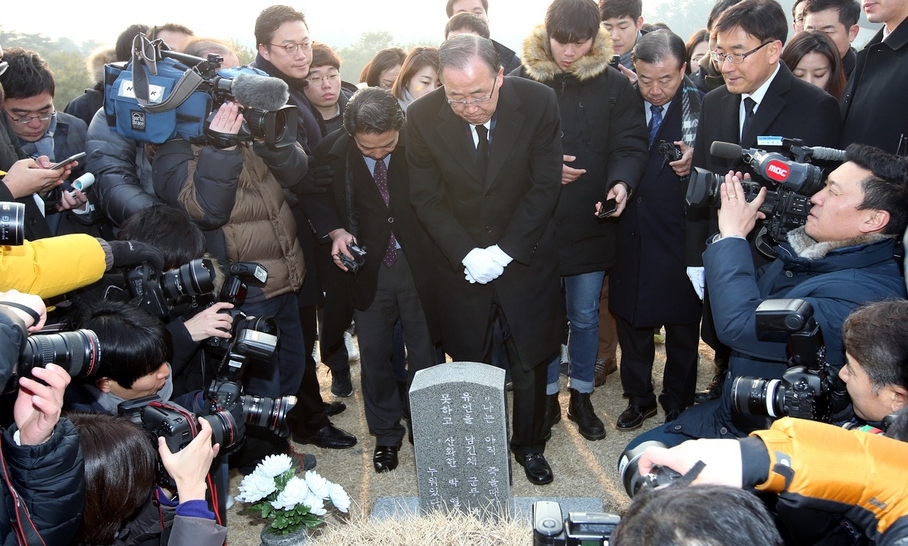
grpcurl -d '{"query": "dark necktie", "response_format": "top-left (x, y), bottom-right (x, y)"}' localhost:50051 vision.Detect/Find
top-left (648, 104), bottom-right (664, 146)
top-left (741, 97), bottom-right (757, 141)
top-left (373, 159), bottom-right (398, 268)
top-left (475, 124), bottom-right (489, 175)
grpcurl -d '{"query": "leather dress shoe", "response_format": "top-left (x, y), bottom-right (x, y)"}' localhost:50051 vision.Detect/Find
top-left (373, 444), bottom-right (401, 473)
top-left (615, 403), bottom-right (658, 431)
top-left (294, 423), bottom-right (357, 449)
top-left (323, 401), bottom-right (346, 417)
top-left (664, 407), bottom-right (683, 423)
top-left (516, 453), bottom-right (554, 485)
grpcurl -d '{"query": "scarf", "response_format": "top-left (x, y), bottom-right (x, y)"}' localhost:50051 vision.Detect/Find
top-left (679, 75), bottom-right (702, 147)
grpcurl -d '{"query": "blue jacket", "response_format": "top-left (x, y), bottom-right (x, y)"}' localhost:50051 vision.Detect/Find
top-left (672, 230), bottom-right (905, 440)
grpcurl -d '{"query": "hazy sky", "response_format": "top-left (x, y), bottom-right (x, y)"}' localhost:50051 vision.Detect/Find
top-left (4, 0), bottom-right (567, 53)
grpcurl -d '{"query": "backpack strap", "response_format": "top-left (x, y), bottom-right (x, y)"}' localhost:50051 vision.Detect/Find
top-left (130, 33), bottom-right (205, 114)
top-left (0, 434), bottom-right (48, 546)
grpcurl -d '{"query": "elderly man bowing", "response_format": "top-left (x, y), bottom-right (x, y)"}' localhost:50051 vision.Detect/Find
top-left (406, 34), bottom-right (565, 485)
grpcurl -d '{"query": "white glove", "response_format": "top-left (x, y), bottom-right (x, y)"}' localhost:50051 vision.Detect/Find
top-left (686, 266), bottom-right (705, 300)
top-left (462, 248), bottom-right (505, 284)
top-left (485, 244), bottom-right (513, 268)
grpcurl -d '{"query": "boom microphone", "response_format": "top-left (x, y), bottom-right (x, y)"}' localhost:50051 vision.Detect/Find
top-left (230, 73), bottom-right (290, 112)
top-left (802, 146), bottom-right (847, 162)
top-left (710, 141), bottom-right (744, 160)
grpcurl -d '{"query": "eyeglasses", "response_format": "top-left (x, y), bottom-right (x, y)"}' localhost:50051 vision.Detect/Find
top-left (3, 108), bottom-right (55, 125)
top-left (446, 77), bottom-right (497, 107)
top-left (270, 42), bottom-right (311, 55)
top-left (306, 72), bottom-right (340, 86)
top-left (710, 41), bottom-right (773, 65)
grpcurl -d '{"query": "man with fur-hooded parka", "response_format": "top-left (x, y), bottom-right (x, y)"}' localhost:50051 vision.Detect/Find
top-left (512, 25), bottom-right (647, 275)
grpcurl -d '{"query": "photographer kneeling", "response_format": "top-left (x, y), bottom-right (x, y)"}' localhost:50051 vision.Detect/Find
top-left (625, 143), bottom-right (908, 454)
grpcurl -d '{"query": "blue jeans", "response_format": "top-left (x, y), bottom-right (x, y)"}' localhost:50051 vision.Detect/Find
top-left (547, 270), bottom-right (605, 394)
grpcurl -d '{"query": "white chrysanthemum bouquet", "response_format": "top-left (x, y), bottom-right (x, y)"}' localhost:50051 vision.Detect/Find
top-left (236, 454), bottom-right (350, 535)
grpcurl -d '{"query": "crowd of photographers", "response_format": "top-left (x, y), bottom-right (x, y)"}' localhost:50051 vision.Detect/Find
top-left (2, 0), bottom-right (908, 543)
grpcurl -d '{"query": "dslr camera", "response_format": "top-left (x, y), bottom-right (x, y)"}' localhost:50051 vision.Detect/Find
top-left (204, 261), bottom-right (268, 355)
top-left (5, 327), bottom-right (101, 391)
top-left (338, 242), bottom-right (367, 274)
top-left (119, 395), bottom-right (243, 489)
top-left (686, 140), bottom-right (845, 257)
top-left (731, 299), bottom-right (846, 423)
top-left (533, 500), bottom-right (620, 546)
top-left (618, 441), bottom-right (683, 498)
top-left (124, 258), bottom-right (216, 318)
top-left (658, 140), bottom-right (682, 163)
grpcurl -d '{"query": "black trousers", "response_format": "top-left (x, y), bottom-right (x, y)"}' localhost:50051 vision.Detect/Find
top-left (354, 252), bottom-right (437, 446)
top-left (616, 316), bottom-right (700, 411)
top-left (480, 297), bottom-right (549, 458)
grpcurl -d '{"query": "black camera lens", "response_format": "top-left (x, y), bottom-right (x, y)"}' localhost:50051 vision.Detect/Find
top-left (619, 440), bottom-right (672, 498)
top-left (18, 329), bottom-right (101, 380)
top-left (0, 201), bottom-right (25, 246)
top-left (202, 410), bottom-right (241, 451)
top-left (239, 394), bottom-right (296, 437)
top-left (686, 168), bottom-right (726, 207)
top-left (160, 258), bottom-right (215, 299)
top-left (731, 376), bottom-right (785, 418)
top-left (244, 105), bottom-right (297, 150)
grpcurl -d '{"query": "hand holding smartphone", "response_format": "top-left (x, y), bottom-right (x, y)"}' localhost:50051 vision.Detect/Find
top-left (596, 198), bottom-right (618, 218)
top-left (49, 152), bottom-right (86, 170)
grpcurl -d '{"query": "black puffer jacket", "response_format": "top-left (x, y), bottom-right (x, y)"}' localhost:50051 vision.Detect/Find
top-left (85, 109), bottom-right (160, 228)
top-left (512, 26), bottom-right (648, 276)
top-left (0, 309), bottom-right (85, 546)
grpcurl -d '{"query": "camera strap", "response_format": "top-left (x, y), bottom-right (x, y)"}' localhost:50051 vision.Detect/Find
top-left (0, 301), bottom-right (41, 325)
top-left (0, 437), bottom-right (48, 546)
top-left (130, 33), bottom-right (205, 114)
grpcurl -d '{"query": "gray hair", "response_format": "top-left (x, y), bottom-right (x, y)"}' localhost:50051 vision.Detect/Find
top-left (343, 87), bottom-right (405, 136)
top-left (631, 29), bottom-right (687, 69)
top-left (438, 34), bottom-right (500, 81)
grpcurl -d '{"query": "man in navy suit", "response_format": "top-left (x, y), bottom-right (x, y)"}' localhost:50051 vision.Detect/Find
top-left (306, 88), bottom-right (439, 474)
top-left (407, 34), bottom-right (564, 485)
top-left (684, 0), bottom-right (842, 402)
top-left (611, 30), bottom-right (704, 431)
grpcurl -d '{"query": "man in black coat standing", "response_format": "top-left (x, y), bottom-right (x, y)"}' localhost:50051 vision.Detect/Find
top-left (611, 30), bottom-right (704, 431)
top-left (305, 88), bottom-right (439, 474)
top-left (684, 0), bottom-right (842, 402)
top-left (407, 35), bottom-right (564, 485)
top-left (838, 0), bottom-right (908, 154)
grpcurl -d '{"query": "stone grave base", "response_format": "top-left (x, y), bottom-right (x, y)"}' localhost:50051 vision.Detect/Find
top-left (371, 496), bottom-right (606, 523)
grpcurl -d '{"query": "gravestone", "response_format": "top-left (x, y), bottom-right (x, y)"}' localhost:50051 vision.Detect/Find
top-left (409, 362), bottom-right (511, 518)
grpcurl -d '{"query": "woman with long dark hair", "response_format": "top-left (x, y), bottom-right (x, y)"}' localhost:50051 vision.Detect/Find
top-left (781, 30), bottom-right (847, 99)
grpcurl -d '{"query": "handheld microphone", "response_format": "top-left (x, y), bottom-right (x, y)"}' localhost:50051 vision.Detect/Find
top-left (62, 172), bottom-right (95, 194)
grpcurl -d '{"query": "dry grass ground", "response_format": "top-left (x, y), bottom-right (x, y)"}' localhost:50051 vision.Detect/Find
top-left (226, 337), bottom-right (716, 545)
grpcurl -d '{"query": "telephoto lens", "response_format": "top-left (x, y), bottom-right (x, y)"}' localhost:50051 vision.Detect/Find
top-left (239, 394), bottom-right (297, 437)
top-left (16, 329), bottom-right (101, 382)
top-left (0, 201), bottom-right (25, 246)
